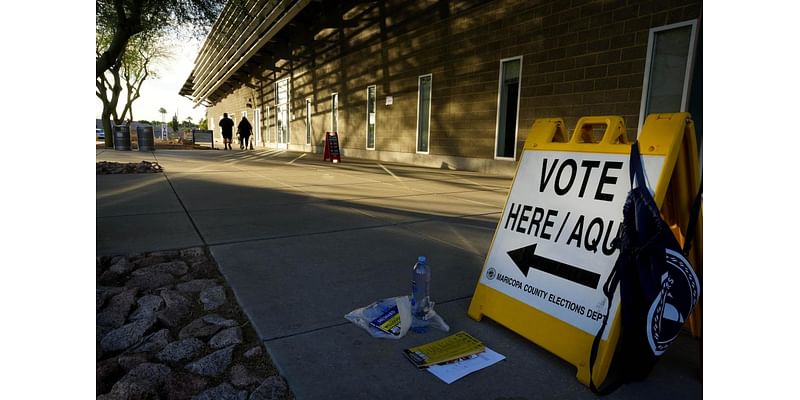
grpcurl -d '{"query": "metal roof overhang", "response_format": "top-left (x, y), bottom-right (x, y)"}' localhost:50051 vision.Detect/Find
top-left (183, 0), bottom-right (312, 107)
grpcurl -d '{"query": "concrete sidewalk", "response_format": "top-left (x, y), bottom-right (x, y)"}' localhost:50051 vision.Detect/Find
top-left (96, 147), bottom-right (701, 399)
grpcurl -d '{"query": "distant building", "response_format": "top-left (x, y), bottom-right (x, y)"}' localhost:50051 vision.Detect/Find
top-left (181, 0), bottom-right (701, 175)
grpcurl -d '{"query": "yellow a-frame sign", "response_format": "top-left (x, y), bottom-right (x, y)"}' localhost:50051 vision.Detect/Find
top-left (468, 112), bottom-right (702, 387)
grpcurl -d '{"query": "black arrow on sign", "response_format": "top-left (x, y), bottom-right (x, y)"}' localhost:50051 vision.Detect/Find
top-left (507, 243), bottom-right (601, 289)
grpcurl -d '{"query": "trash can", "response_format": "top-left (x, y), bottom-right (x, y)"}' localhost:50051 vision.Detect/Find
top-left (113, 125), bottom-right (131, 151)
top-left (137, 126), bottom-right (155, 151)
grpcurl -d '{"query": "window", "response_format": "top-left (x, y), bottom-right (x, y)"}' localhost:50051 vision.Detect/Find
top-left (276, 79), bottom-right (290, 148)
top-left (495, 57), bottom-right (522, 160)
top-left (331, 93), bottom-right (339, 133)
top-left (306, 98), bottom-right (312, 145)
top-left (638, 20), bottom-right (698, 133)
top-left (416, 75), bottom-right (432, 153)
top-left (366, 85), bottom-right (376, 150)
top-left (254, 108), bottom-right (261, 146)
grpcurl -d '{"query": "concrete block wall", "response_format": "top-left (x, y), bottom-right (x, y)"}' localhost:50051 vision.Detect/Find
top-left (205, 0), bottom-right (701, 174)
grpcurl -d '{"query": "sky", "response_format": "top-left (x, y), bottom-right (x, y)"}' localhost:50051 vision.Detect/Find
top-left (95, 33), bottom-right (208, 124)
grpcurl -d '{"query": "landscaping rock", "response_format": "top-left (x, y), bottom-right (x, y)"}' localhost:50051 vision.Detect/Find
top-left (149, 250), bottom-right (180, 258)
top-left (134, 255), bottom-right (168, 268)
top-left (200, 285), bottom-right (226, 311)
top-left (156, 289), bottom-right (193, 328)
top-left (133, 329), bottom-right (171, 353)
top-left (185, 345), bottom-right (236, 377)
top-left (190, 260), bottom-right (217, 277)
top-left (129, 294), bottom-right (164, 321)
top-left (166, 372), bottom-right (209, 400)
top-left (249, 376), bottom-right (289, 400)
top-left (133, 261), bottom-right (189, 276)
top-left (161, 289), bottom-right (193, 308)
top-left (96, 161), bottom-right (163, 175)
top-left (96, 286), bottom-right (124, 312)
top-left (126, 271), bottom-right (177, 290)
top-left (210, 327), bottom-right (243, 349)
top-left (192, 383), bottom-right (248, 400)
top-left (203, 314), bottom-right (239, 327)
top-left (109, 257), bottom-right (134, 275)
top-left (97, 288), bottom-right (138, 328)
top-left (158, 338), bottom-right (205, 364)
top-left (118, 353), bottom-right (151, 371)
top-left (99, 362), bottom-right (171, 400)
top-left (179, 316), bottom-right (224, 339)
top-left (96, 358), bottom-right (122, 395)
top-left (96, 248), bottom-right (294, 399)
top-left (100, 317), bottom-right (156, 353)
top-left (98, 270), bottom-right (122, 286)
top-left (243, 346), bottom-right (263, 359)
top-left (230, 364), bottom-right (263, 388)
top-left (157, 304), bottom-right (192, 328)
top-left (177, 279), bottom-right (218, 293)
top-left (180, 247), bottom-right (205, 259)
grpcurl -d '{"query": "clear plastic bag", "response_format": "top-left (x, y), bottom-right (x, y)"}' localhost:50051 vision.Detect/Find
top-left (344, 295), bottom-right (449, 339)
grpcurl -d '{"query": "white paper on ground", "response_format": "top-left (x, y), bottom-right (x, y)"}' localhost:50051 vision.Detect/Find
top-left (426, 347), bottom-right (506, 384)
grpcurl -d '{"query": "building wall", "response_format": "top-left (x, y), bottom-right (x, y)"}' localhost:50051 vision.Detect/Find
top-left (207, 0), bottom-right (701, 175)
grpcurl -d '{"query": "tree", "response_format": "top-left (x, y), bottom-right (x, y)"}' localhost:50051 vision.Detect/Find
top-left (198, 118), bottom-right (208, 130)
top-left (96, 29), bottom-right (167, 147)
top-left (118, 36), bottom-right (168, 122)
top-left (96, 0), bottom-right (226, 78)
top-left (171, 114), bottom-right (179, 136)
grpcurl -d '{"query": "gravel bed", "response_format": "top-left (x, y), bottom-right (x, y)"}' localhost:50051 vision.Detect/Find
top-left (97, 161), bottom-right (163, 174)
top-left (96, 247), bottom-right (294, 400)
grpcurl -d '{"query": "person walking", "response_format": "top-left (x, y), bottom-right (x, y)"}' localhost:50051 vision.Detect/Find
top-left (219, 113), bottom-right (234, 150)
top-left (237, 116), bottom-right (253, 150)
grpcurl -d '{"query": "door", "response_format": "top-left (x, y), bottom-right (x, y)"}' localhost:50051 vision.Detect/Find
top-left (495, 57), bottom-right (522, 160)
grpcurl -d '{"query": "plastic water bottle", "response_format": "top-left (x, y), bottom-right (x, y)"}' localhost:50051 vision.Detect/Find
top-left (411, 256), bottom-right (431, 320)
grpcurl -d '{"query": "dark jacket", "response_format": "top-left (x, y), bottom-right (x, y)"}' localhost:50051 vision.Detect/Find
top-left (219, 117), bottom-right (234, 137)
top-left (238, 117), bottom-right (253, 137)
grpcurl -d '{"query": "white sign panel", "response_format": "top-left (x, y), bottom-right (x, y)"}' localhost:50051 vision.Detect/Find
top-left (479, 150), bottom-right (665, 338)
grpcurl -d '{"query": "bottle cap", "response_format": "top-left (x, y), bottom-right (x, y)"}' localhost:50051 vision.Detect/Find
top-left (418, 256), bottom-right (426, 263)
